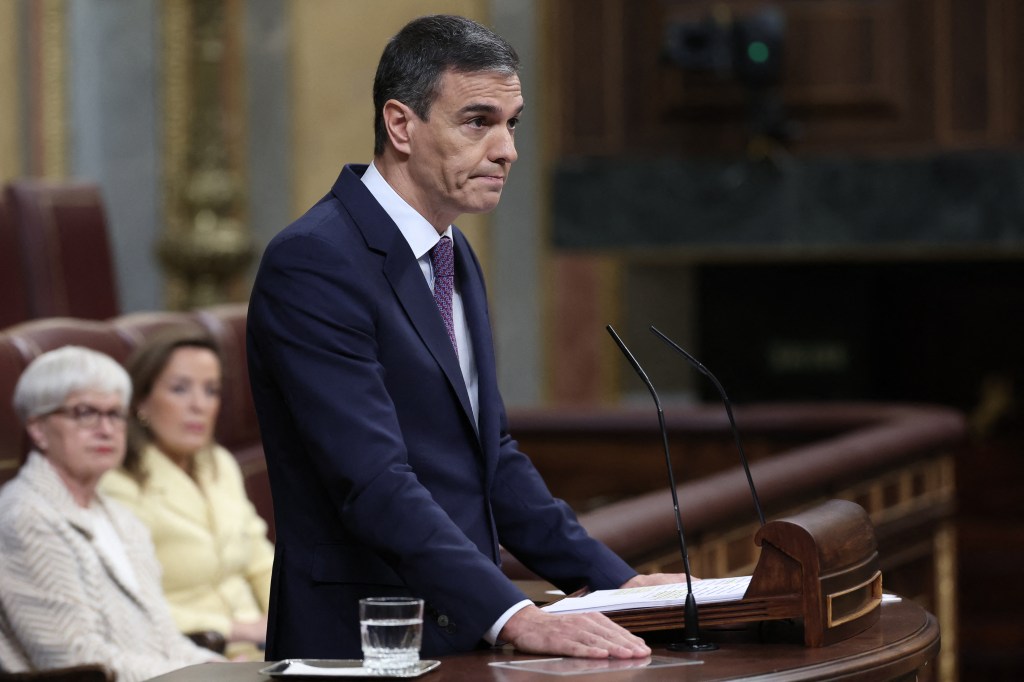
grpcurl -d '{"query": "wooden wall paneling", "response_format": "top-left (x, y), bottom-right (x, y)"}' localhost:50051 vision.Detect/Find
top-left (941, 0), bottom-right (993, 142)
top-left (782, 3), bottom-right (889, 106)
top-left (547, 254), bottom-right (621, 405)
top-left (620, 1), bottom-right (667, 152)
top-left (552, 0), bottom-right (622, 155)
top-left (998, 0), bottom-right (1024, 143)
top-left (979, 0), bottom-right (1017, 144)
top-left (549, 0), bottom-right (1024, 155)
top-left (765, 0), bottom-right (935, 151)
top-left (933, 0), bottom-right (952, 145)
top-left (780, 0), bottom-right (912, 136)
top-left (1013, 0), bottom-right (1024, 144)
top-left (934, 0), bottom-right (1024, 147)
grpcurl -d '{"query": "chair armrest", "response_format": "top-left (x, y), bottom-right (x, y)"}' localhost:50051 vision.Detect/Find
top-left (186, 629), bottom-right (227, 654)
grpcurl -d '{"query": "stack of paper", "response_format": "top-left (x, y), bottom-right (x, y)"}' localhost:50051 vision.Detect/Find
top-left (542, 576), bottom-right (752, 615)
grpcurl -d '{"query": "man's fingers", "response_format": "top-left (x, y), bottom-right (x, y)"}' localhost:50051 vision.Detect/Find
top-left (503, 608), bottom-right (651, 659)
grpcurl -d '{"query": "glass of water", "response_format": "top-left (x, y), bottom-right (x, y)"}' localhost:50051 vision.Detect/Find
top-left (359, 597), bottom-right (424, 675)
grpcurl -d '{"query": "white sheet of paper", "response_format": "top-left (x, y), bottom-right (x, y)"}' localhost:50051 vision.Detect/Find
top-left (541, 575), bottom-right (752, 615)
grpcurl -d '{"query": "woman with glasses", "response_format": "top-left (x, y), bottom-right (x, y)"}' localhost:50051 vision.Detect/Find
top-left (0, 345), bottom-right (222, 681)
top-left (99, 328), bottom-right (273, 660)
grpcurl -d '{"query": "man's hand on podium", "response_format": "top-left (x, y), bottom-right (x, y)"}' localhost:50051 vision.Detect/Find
top-left (498, 605), bottom-right (651, 659)
top-left (620, 572), bottom-right (696, 589)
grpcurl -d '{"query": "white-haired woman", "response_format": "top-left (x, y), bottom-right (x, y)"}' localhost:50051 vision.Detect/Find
top-left (0, 346), bottom-right (223, 682)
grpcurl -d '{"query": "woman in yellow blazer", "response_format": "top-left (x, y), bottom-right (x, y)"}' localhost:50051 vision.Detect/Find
top-left (100, 327), bottom-right (274, 659)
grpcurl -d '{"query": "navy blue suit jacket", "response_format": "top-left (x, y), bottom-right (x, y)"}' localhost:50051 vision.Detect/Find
top-left (246, 165), bottom-right (634, 659)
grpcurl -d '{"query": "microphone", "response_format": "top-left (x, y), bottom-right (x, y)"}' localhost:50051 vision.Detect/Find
top-left (649, 325), bottom-right (766, 527)
top-left (606, 324), bottom-right (717, 652)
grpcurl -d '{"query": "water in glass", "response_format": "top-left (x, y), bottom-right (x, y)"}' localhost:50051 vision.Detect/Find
top-left (359, 597), bottom-right (424, 674)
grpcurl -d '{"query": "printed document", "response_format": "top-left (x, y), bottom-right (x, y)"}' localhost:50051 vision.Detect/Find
top-left (542, 575), bottom-right (752, 615)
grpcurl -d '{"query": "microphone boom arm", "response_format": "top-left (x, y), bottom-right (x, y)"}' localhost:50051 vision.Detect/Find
top-left (650, 325), bottom-right (766, 527)
top-left (606, 324), bottom-right (717, 652)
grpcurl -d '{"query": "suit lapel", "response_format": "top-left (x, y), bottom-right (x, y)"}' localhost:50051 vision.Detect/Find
top-left (334, 166), bottom-right (476, 431)
top-left (454, 230), bottom-right (500, 464)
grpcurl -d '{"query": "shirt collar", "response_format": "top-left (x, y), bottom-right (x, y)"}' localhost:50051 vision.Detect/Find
top-left (361, 161), bottom-right (452, 259)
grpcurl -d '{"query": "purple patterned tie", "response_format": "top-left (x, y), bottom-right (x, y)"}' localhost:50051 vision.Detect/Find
top-left (431, 236), bottom-right (458, 357)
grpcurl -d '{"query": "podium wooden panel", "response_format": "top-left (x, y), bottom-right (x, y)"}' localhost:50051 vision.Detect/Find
top-left (147, 599), bottom-right (938, 681)
top-left (601, 500), bottom-right (883, 648)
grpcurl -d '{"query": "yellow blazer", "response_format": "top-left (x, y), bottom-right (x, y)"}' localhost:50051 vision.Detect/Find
top-left (100, 444), bottom-right (274, 639)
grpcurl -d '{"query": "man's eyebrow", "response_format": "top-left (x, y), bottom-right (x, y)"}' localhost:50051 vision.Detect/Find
top-left (457, 102), bottom-right (525, 117)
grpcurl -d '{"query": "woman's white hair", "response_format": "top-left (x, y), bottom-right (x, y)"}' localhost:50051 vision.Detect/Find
top-left (12, 345), bottom-right (132, 423)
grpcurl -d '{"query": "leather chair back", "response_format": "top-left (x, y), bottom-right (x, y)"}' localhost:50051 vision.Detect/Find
top-left (3, 317), bottom-right (134, 366)
top-left (112, 310), bottom-right (204, 353)
top-left (4, 179), bottom-right (120, 320)
top-left (0, 333), bottom-right (29, 487)
top-left (0, 195), bottom-right (31, 327)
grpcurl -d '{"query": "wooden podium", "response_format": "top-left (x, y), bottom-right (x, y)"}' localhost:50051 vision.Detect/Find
top-left (151, 598), bottom-right (939, 681)
top-left (150, 499), bottom-right (936, 682)
top-left (607, 499), bottom-right (883, 647)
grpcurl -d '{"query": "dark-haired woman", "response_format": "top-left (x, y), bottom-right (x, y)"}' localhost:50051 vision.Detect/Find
top-left (101, 328), bottom-right (273, 659)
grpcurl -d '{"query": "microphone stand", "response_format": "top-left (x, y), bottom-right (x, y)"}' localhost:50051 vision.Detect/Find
top-left (606, 325), bottom-right (718, 652)
top-left (650, 325), bottom-right (766, 527)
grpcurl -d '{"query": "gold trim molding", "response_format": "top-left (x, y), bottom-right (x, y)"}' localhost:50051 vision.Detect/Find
top-left (162, 0), bottom-right (190, 235)
top-left (159, 0), bottom-right (253, 310)
top-left (0, 1), bottom-right (22, 181)
top-left (36, 0), bottom-right (67, 179)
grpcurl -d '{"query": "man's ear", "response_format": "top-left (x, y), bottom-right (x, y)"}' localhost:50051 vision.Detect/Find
top-left (382, 99), bottom-right (416, 155)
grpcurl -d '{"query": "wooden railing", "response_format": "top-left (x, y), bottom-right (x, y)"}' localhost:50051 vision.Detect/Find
top-left (504, 402), bottom-right (965, 681)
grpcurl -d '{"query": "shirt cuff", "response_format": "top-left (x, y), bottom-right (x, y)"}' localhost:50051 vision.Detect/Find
top-left (484, 599), bottom-right (534, 645)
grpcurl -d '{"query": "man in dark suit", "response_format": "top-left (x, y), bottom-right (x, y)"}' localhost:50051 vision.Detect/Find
top-left (247, 14), bottom-right (685, 661)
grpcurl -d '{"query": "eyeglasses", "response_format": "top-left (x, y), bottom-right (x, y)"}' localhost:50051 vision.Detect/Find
top-left (47, 404), bottom-right (128, 429)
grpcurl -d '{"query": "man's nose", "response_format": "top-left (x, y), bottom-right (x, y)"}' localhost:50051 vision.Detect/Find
top-left (491, 126), bottom-right (518, 164)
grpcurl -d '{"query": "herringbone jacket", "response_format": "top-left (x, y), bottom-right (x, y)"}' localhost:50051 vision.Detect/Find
top-left (0, 452), bottom-right (221, 681)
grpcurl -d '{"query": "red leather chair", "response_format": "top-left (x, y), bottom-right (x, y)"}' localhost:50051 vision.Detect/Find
top-left (112, 310), bottom-right (203, 354)
top-left (0, 332), bottom-right (30, 487)
top-left (4, 179), bottom-right (120, 320)
top-left (2, 317), bottom-right (134, 367)
top-left (0, 194), bottom-right (31, 327)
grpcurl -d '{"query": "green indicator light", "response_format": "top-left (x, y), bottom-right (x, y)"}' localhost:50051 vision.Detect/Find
top-left (748, 41), bottom-right (770, 63)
